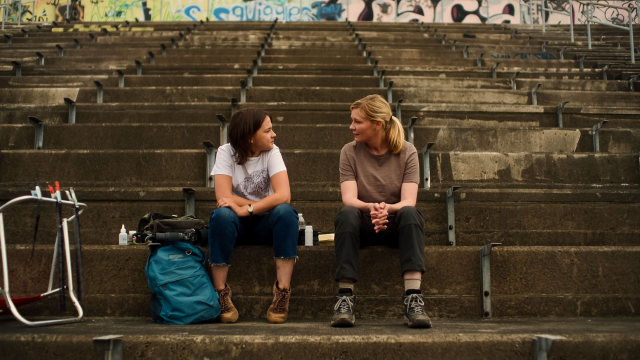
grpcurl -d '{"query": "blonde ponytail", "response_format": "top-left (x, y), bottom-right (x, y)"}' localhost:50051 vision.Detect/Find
top-left (386, 115), bottom-right (405, 154)
top-left (350, 94), bottom-right (405, 154)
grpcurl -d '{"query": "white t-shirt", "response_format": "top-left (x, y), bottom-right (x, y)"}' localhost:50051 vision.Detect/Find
top-left (212, 144), bottom-right (287, 201)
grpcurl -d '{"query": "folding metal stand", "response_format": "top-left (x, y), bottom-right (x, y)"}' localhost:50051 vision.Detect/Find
top-left (0, 186), bottom-right (86, 326)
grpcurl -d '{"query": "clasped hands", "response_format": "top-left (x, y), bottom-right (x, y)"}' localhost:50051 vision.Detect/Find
top-left (217, 197), bottom-right (250, 217)
top-left (369, 202), bottom-right (389, 233)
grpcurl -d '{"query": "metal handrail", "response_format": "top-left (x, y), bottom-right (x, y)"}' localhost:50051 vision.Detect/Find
top-left (0, 0), bottom-right (36, 28)
top-left (540, 0), bottom-right (575, 43)
top-left (520, 0), bottom-right (534, 29)
top-left (577, 1), bottom-right (635, 64)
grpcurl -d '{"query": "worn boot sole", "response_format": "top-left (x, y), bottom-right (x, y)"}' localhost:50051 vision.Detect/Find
top-left (404, 315), bottom-right (432, 329)
top-left (267, 306), bottom-right (288, 324)
top-left (331, 316), bottom-right (355, 327)
top-left (219, 309), bottom-right (239, 323)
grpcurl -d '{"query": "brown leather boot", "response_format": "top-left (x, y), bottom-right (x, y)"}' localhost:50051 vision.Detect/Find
top-left (217, 283), bottom-right (239, 323)
top-left (266, 281), bottom-right (290, 324)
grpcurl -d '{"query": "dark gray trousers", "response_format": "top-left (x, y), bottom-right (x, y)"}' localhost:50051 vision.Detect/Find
top-left (334, 206), bottom-right (425, 282)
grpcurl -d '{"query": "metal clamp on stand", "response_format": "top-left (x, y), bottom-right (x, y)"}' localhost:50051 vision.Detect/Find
top-left (246, 69), bottom-right (253, 87)
top-left (4, 34), bottom-right (12, 44)
top-left (203, 141), bottom-right (216, 187)
top-left (135, 60), bottom-right (142, 76)
top-left (373, 60), bottom-right (378, 77)
top-left (101, 28), bottom-right (109, 36)
top-left (378, 69), bottom-right (385, 88)
top-left (93, 335), bottom-right (123, 360)
top-left (531, 83), bottom-right (542, 106)
top-left (64, 98), bottom-right (76, 124)
top-left (361, 43), bottom-right (367, 57)
top-left (446, 186), bottom-right (461, 246)
top-left (602, 64), bottom-right (611, 80)
top-left (579, 56), bottom-right (585, 71)
top-left (532, 335), bottom-right (566, 360)
top-left (491, 62), bottom-right (500, 79)
top-left (28, 116), bottom-right (44, 150)
top-left (441, 34), bottom-right (447, 45)
top-left (480, 242), bottom-right (501, 319)
top-left (179, 32), bottom-right (185, 43)
top-left (36, 52), bottom-right (44, 66)
top-left (366, 51), bottom-right (372, 65)
top-left (557, 101), bottom-right (569, 128)
top-left (171, 38), bottom-right (177, 49)
top-left (387, 80), bottom-right (393, 103)
top-left (94, 81), bottom-right (104, 104)
top-left (256, 51), bottom-right (262, 65)
top-left (21, 29), bottom-right (28, 38)
top-left (463, 45), bottom-right (469, 59)
top-left (216, 114), bottom-right (229, 145)
top-left (450, 39), bottom-right (457, 50)
top-left (73, 39), bottom-right (81, 49)
top-left (590, 120), bottom-right (608, 153)
top-left (160, 44), bottom-right (167, 56)
top-left (240, 80), bottom-right (247, 103)
top-left (183, 188), bottom-right (196, 217)
top-left (252, 60), bottom-right (258, 75)
top-left (395, 99), bottom-right (403, 123)
top-left (510, 71), bottom-right (519, 90)
top-left (421, 142), bottom-right (434, 189)
top-left (116, 70), bottom-right (125, 88)
top-left (89, 33), bottom-right (96, 43)
top-left (476, 53), bottom-right (484, 68)
top-left (148, 51), bottom-right (156, 65)
top-left (558, 47), bottom-right (566, 60)
top-left (231, 98), bottom-right (239, 115)
top-left (407, 116), bottom-right (417, 144)
top-left (11, 61), bottom-right (21, 77)
top-left (541, 41), bottom-right (547, 52)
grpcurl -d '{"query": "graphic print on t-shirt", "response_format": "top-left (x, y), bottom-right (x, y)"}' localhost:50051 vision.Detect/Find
top-left (233, 169), bottom-right (270, 200)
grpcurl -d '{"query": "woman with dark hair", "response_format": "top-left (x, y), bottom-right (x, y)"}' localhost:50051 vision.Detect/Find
top-left (208, 108), bottom-right (298, 324)
top-left (331, 94), bottom-right (430, 329)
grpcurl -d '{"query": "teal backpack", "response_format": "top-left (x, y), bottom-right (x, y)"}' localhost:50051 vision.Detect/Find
top-left (145, 242), bottom-right (220, 324)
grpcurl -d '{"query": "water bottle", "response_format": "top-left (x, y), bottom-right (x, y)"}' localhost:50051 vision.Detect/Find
top-left (305, 225), bottom-right (313, 246)
top-left (119, 225), bottom-right (128, 246)
top-left (298, 213), bottom-right (306, 231)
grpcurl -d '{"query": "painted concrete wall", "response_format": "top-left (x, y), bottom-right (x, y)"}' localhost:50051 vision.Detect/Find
top-left (2, 0), bottom-right (638, 25)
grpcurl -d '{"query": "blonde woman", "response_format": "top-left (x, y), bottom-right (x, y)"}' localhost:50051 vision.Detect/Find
top-left (331, 94), bottom-right (430, 328)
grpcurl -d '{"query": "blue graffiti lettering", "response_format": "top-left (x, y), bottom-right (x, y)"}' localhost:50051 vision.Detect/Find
top-left (184, 5), bottom-right (202, 21)
top-left (311, 1), bottom-right (345, 21)
top-left (213, 7), bottom-right (230, 21)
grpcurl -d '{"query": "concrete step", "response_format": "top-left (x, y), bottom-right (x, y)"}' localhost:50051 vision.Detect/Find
top-left (5, 87), bottom-right (634, 108)
top-left (4, 124), bottom-right (640, 154)
top-left (2, 245), bottom-right (639, 318)
top-left (2, 103), bottom-right (639, 129)
top-left (0, 75), bottom-right (380, 89)
top-left (1, 318), bottom-right (638, 360)
top-left (2, 187), bottom-right (639, 246)
top-left (1, 149), bottom-right (638, 188)
top-left (389, 76), bottom-right (636, 92)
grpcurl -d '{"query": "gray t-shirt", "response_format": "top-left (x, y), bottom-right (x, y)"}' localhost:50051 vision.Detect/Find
top-left (339, 141), bottom-right (420, 204)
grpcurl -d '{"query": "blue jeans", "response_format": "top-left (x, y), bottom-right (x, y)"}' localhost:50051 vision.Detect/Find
top-left (208, 204), bottom-right (299, 265)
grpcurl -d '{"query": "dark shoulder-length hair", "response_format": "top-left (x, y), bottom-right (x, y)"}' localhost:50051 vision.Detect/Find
top-left (228, 107), bottom-right (271, 166)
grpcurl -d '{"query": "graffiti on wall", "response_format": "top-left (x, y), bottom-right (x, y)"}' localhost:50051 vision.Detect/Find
top-left (2, 0), bottom-right (637, 24)
top-left (520, 0), bottom-right (639, 26)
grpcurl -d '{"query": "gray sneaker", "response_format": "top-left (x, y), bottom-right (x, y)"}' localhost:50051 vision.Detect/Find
top-left (403, 292), bottom-right (432, 328)
top-left (331, 290), bottom-right (355, 327)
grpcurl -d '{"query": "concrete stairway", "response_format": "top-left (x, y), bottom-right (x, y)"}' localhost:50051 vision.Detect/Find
top-left (0, 19), bottom-right (639, 359)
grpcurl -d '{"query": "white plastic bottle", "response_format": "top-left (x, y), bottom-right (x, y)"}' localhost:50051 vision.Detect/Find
top-left (298, 213), bottom-right (306, 231)
top-left (119, 225), bottom-right (128, 246)
top-left (305, 225), bottom-right (313, 246)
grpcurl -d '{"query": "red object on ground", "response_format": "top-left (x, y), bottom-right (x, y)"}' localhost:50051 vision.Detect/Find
top-left (0, 294), bottom-right (44, 311)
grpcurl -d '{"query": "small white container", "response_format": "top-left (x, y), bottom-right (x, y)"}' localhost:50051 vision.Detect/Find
top-left (119, 225), bottom-right (128, 246)
top-left (298, 213), bottom-right (306, 231)
top-left (305, 225), bottom-right (313, 246)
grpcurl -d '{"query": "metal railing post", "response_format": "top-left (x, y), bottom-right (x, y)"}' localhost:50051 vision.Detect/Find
top-left (587, 4), bottom-right (592, 49)
top-left (113, 0), bottom-right (117, 21)
top-left (629, 8), bottom-right (635, 64)
top-left (569, 0), bottom-right (574, 43)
